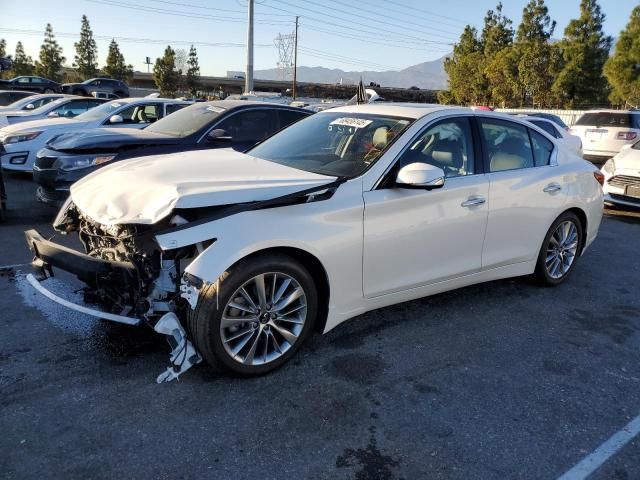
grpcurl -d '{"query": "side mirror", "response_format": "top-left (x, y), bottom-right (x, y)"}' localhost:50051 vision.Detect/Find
top-left (25, 103), bottom-right (35, 110)
top-left (48, 111), bottom-right (59, 118)
top-left (395, 163), bottom-right (445, 189)
top-left (109, 114), bottom-right (123, 124)
top-left (207, 128), bottom-right (232, 142)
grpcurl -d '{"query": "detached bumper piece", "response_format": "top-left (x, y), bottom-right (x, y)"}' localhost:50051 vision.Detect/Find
top-left (154, 312), bottom-right (202, 383)
top-left (24, 229), bottom-right (140, 326)
top-left (25, 229), bottom-right (136, 287)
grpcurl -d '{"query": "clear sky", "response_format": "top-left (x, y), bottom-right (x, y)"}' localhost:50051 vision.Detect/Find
top-left (0, 0), bottom-right (637, 75)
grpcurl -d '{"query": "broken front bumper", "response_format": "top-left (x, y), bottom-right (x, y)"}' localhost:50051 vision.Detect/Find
top-left (24, 229), bottom-right (141, 326)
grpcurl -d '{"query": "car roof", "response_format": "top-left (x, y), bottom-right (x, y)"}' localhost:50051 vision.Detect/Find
top-left (0, 89), bottom-right (36, 94)
top-left (108, 97), bottom-right (192, 105)
top-left (206, 100), bottom-right (308, 111)
top-left (322, 103), bottom-right (463, 119)
top-left (583, 109), bottom-right (638, 114)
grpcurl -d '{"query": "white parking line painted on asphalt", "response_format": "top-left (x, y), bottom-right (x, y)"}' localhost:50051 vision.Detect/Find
top-left (0, 262), bottom-right (29, 270)
top-left (557, 414), bottom-right (640, 480)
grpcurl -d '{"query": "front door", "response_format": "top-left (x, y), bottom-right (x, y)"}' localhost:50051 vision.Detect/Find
top-left (363, 116), bottom-right (489, 297)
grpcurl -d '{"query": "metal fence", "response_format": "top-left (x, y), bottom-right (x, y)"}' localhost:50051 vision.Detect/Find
top-left (496, 108), bottom-right (586, 127)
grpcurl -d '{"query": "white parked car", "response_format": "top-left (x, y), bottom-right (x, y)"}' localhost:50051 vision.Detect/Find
top-left (0, 97), bottom-right (191, 171)
top-left (570, 110), bottom-right (640, 164)
top-left (0, 95), bottom-right (105, 127)
top-left (517, 115), bottom-right (583, 157)
top-left (25, 105), bottom-right (603, 380)
top-left (601, 140), bottom-right (640, 208)
top-left (0, 93), bottom-right (68, 114)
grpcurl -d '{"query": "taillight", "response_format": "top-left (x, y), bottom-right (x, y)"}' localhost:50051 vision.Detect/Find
top-left (617, 131), bottom-right (638, 140)
top-left (593, 171), bottom-right (605, 186)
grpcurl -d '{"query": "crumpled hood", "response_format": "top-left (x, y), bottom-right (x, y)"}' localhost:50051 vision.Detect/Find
top-left (49, 127), bottom-right (177, 152)
top-left (70, 148), bottom-right (336, 225)
top-left (613, 145), bottom-right (640, 172)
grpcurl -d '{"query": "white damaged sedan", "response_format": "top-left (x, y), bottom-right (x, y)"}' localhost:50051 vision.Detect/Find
top-left (25, 104), bottom-right (604, 380)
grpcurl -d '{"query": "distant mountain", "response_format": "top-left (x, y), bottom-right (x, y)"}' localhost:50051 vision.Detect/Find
top-left (255, 55), bottom-right (449, 90)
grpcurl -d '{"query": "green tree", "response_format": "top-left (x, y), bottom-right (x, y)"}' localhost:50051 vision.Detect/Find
top-left (0, 38), bottom-right (6, 58)
top-left (514, 0), bottom-right (559, 107)
top-left (11, 42), bottom-right (34, 76)
top-left (604, 5), bottom-right (640, 107)
top-left (443, 26), bottom-right (489, 105)
top-left (185, 45), bottom-right (200, 96)
top-left (481, 2), bottom-right (514, 58)
top-left (552, 0), bottom-right (612, 108)
top-left (35, 23), bottom-right (66, 82)
top-left (153, 45), bottom-right (179, 97)
top-left (485, 47), bottom-right (520, 107)
top-left (74, 15), bottom-right (98, 79)
top-left (103, 39), bottom-right (133, 82)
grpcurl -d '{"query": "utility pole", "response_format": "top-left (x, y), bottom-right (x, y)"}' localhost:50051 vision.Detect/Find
top-left (245, 0), bottom-right (254, 94)
top-left (292, 15), bottom-right (299, 100)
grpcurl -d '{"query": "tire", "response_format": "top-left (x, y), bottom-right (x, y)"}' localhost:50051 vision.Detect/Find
top-left (533, 212), bottom-right (583, 286)
top-left (189, 253), bottom-right (318, 376)
top-left (43, 88), bottom-right (54, 94)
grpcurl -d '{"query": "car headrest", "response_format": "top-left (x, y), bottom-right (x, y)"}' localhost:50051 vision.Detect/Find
top-left (490, 153), bottom-right (526, 172)
top-left (372, 127), bottom-right (389, 149)
top-left (430, 139), bottom-right (463, 168)
top-left (431, 150), bottom-right (454, 165)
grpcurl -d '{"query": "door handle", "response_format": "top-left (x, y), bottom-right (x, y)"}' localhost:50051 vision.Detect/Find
top-left (461, 196), bottom-right (486, 208)
top-left (543, 183), bottom-right (562, 193)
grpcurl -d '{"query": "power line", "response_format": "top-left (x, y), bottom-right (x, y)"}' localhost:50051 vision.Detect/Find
top-left (375, 0), bottom-right (478, 28)
top-left (0, 28), bottom-right (273, 48)
top-left (149, 0), bottom-right (293, 16)
top-left (85, 0), bottom-right (293, 25)
top-left (260, 1), bottom-right (452, 49)
top-left (270, 0), bottom-right (456, 43)
top-left (298, 46), bottom-right (400, 71)
top-left (297, 0), bottom-right (461, 40)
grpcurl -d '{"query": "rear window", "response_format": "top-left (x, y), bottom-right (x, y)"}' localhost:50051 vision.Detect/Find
top-left (575, 112), bottom-right (640, 129)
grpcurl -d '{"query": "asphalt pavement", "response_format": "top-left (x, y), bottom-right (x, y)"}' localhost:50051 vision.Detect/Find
top-left (1, 171), bottom-right (639, 480)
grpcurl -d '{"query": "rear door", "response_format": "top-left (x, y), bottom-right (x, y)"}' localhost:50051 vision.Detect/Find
top-left (479, 116), bottom-right (568, 269)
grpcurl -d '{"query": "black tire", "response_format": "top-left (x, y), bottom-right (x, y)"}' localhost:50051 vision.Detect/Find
top-left (533, 211), bottom-right (583, 286)
top-left (188, 253), bottom-right (318, 376)
top-left (73, 89), bottom-right (86, 97)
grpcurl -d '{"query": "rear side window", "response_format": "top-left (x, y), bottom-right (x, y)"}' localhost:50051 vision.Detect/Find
top-left (166, 103), bottom-right (188, 115)
top-left (530, 119), bottom-right (559, 138)
top-left (529, 130), bottom-right (554, 166)
top-left (575, 112), bottom-right (634, 128)
top-left (480, 118), bottom-right (534, 172)
top-left (278, 109), bottom-right (310, 130)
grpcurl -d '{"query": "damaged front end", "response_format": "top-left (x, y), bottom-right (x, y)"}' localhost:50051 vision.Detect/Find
top-left (25, 200), bottom-right (205, 382)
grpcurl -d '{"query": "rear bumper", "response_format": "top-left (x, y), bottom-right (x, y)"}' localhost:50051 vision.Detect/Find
top-left (604, 193), bottom-right (640, 209)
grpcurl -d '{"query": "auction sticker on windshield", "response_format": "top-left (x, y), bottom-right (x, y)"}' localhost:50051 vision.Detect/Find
top-left (206, 106), bottom-right (225, 113)
top-left (330, 117), bottom-right (373, 129)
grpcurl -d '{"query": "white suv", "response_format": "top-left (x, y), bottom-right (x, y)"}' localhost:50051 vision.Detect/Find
top-left (570, 110), bottom-right (640, 164)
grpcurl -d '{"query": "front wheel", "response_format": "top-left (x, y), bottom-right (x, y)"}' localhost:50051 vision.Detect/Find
top-left (189, 254), bottom-right (318, 375)
top-left (534, 212), bottom-right (583, 286)
top-left (43, 88), bottom-right (54, 93)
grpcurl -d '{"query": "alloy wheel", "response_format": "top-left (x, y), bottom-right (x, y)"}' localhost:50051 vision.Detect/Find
top-left (220, 272), bottom-right (307, 366)
top-left (545, 220), bottom-right (579, 279)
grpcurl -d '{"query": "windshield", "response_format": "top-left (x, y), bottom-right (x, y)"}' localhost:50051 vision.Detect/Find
top-left (248, 112), bottom-right (412, 178)
top-left (74, 100), bottom-right (124, 122)
top-left (7, 96), bottom-right (41, 110)
top-left (145, 103), bottom-right (225, 137)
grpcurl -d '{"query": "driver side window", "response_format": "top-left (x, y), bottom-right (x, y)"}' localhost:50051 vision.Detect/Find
top-left (397, 117), bottom-right (475, 177)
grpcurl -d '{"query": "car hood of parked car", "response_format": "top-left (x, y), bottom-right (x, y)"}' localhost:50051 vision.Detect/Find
top-left (70, 148), bottom-right (336, 226)
top-left (0, 117), bottom-right (86, 133)
top-left (612, 144), bottom-right (640, 171)
top-left (48, 128), bottom-right (180, 152)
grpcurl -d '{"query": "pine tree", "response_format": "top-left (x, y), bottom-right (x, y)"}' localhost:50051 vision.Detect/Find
top-left (552, 0), bottom-right (612, 108)
top-left (186, 45), bottom-right (200, 96)
top-left (481, 2), bottom-right (514, 58)
top-left (514, 0), bottom-right (559, 107)
top-left (0, 38), bottom-right (6, 58)
top-left (481, 2), bottom-right (515, 105)
top-left (485, 47), bottom-right (520, 107)
top-left (443, 26), bottom-right (488, 105)
top-left (74, 15), bottom-right (98, 79)
top-left (153, 45), bottom-right (179, 98)
top-left (35, 24), bottom-right (66, 82)
top-left (103, 39), bottom-right (133, 82)
top-left (604, 5), bottom-right (640, 107)
top-left (11, 42), bottom-right (34, 76)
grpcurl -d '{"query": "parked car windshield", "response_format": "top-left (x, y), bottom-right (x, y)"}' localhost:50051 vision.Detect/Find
top-left (74, 100), bottom-right (125, 121)
top-left (575, 112), bottom-right (640, 129)
top-left (248, 112), bottom-right (412, 178)
top-left (145, 103), bottom-right (225, 137)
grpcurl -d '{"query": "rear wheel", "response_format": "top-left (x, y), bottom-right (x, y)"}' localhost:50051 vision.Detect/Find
top-left (534, 212), bottom-right (583, 286)
top-left (189, 254), bottom-right (318, 375)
